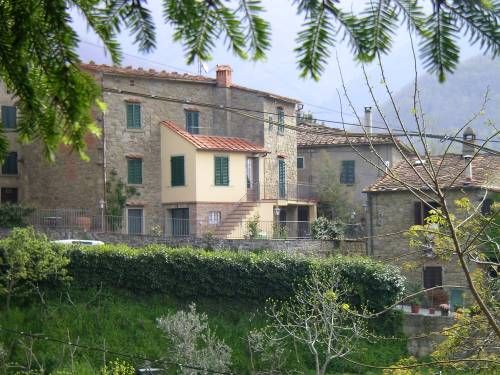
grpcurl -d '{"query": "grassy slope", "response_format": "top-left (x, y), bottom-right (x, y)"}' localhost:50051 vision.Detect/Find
top-left (0, 287), bottom-right (407, 374)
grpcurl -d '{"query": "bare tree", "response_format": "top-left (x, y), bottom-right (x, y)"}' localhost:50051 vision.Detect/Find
top-left (265, 271), bottom-right (367, 375)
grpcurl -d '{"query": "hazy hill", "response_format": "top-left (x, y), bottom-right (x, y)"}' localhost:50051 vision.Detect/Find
top-left (377, 56), bottom-right (500, 151)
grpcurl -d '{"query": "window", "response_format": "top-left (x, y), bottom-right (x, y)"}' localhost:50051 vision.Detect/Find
top-left (423, 266), bottom-right (443, 289)
top-left (1, 187), bottom-right (18, 203)
top-left (414, 201), bottom-right (441, 225)
top-left (2, 152), bottom-right (18, 175)
top-left (1, 106), bottom-right (16, 129)
top-left (171, 156), bottom-right (185, 186)
top-left (126, 102), bottom-right (141, 129)
top-left (481, 199), bottom-right (493, 215)
top-left (208, 211), bottom-right (221, 225)
top-left (340, 160), bottom-right (355, 184)
top-left (278, 158), bottom-right (286, 199)
top-left (185, 110), bottom-right (199, 134)
top-left (214, 156), bottom-right (229, 186)
top-left (277, 107), bottom-right (285, 134)
top-left (171, 208), bottom-right (189, 236)
top-left (127, 158), bottom-right (142, 184)
top-left (127, 208), bottom-right (143, 235)
top-left (297, 156), bottom-right (304, 169)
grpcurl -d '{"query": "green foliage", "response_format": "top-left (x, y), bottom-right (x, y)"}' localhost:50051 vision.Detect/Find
top-left (0, 227), bottom-right (69, 309)
top-left (311, 217), bottom-right (344, 241)
top-left (105, 169), bottom-right (139, 229)
top-left (245, 214), bottom-right (260, 239)
top-left (66, 244), bottom-right (404, 312)
top-left (100, 359), bottom-right (135, 375)
top-left (0, 204), bottom-right (34, 228)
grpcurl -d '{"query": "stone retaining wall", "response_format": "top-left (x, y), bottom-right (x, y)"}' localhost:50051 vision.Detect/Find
top-left (0, 228), bottom-right (366, 257)
top-left (403, 314), bottom-right (455, 358)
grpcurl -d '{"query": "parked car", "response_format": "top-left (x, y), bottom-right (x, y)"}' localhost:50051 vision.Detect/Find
top-left (52, 239), bottom-right (104, 246)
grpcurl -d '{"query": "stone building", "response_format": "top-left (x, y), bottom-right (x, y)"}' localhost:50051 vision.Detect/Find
top-left (364, 128), bottom-right (499, 308)
top-left (297, 108), bottom-right (406, 209)
top-left (0, 63), bottom-right (317, 235)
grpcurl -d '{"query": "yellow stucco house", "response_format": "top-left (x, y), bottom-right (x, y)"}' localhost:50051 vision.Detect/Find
top-left (160, 121), bottom-right (317, 238)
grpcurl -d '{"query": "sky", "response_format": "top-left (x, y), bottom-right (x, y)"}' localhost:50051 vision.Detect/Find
top-left (72, 0), bottom-right (483, 127)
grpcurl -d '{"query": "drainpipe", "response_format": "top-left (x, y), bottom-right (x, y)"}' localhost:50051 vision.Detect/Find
top-left (100, 72), bottom-right (107, 216)
top-left (367, 194), bottom-right (374, 256)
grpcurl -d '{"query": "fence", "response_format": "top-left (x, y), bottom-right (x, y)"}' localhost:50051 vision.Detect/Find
top-left (12, 207), bottom-right (365, 240)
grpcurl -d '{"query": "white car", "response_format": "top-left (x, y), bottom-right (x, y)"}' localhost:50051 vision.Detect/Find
top-left (52, 239), bottom-right (105, 246)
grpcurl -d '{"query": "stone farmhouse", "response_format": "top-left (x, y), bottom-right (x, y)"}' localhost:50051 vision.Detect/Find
top-left (364, 128), bottom-right (499, 307)
top-left (297, 108), bottom-right (407, 206)
top-left (0, 63), bottom-right (317, 237)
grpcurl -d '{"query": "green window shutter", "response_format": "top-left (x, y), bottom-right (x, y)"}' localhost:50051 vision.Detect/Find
top-left (171, 156), bottom-right (185, 186)
top-left (2, 152), bottom-right (18, 175)
top-left (127, 158), bottom-right (142, 184)
top-left (126, 103), bottom-right (141, 129)
top-left (340, 160), bottom-right (355, 184)
top-left (214, 156), bottom-right (229, 186)
top-left (186, 111), bottom-right (199, 134)
top-left (277, 108), bottom-right (285, 134)
top-left (1, 106), bottom-right (16, 129)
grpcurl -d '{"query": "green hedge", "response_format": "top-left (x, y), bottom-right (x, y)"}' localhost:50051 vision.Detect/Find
top-left (67, 245), bottom-right (404, 312)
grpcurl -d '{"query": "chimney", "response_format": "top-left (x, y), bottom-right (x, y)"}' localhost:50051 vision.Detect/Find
top-left (462, 126), bottom-right (476, 157)
top-left (463, 127), bottom-right (476, 182)
top-left (364, 106), bottom-right (373, 135)
top-left (216, 65), bottom-right (232, 88)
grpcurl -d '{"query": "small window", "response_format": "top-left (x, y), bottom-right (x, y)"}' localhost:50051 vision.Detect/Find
top-left (1, 187), bottom-right (18, 203)
top-left (1, 106), bottom-right (17, 129)
top-left (414, 201), bottom-right (441, 225)
top-left (423, 266), bottom-right (443, 289)
top-left (214, 156), bottom-right (229, 186)
top-left (297, 156), bottom-right (304, 169)
top-left (277, 108), bottom-right (285, 134)
top-left (171, 156), bottom-right (185, 186)
top-left (185, 110), bottom-right (200, 134)
top-left (2, 152), bottom-right (18, 175)
top-left (481, 199), bottom-right (493, 216)
top-left (208, 211), bottom-right (221, 225)
top-left (340, 160), bottom-right (355, 184)
top-left (126, 102), bottom-right (141, 129)
top-left (127, 158), bottom-right (143, 184)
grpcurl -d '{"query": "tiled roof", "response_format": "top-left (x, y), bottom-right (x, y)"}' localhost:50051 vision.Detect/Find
top-left (297, 122), bottom-right (402, 147)
top-left (80, 62), bottom-right (300, 103)
top-left (160, 120), bottom-right (268, 154)
top-left (365, 154), bottom-right (500, 192)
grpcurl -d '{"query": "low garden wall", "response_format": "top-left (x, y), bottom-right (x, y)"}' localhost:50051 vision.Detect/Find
top-left (403, 314), bottom-right (455, 358)
top-left (0, 228), bottom-right (366, 257)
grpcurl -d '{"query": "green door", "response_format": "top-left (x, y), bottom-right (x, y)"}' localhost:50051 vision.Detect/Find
top-left (171, 208), bottom-right (189, 236)
top-left (278, 158), bottom-right (286, 199)
top-left (450, 288), bottom-right (464, 312)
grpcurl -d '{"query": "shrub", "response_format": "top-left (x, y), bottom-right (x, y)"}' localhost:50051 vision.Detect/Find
top-left (311, 217), bottom-right (344, 240)
top-left (0, 204), bottom-right (34, 228)
top-left (0, 227), bottom-right (69, 309)
top-left (66, 244), bottom-right (404, 312)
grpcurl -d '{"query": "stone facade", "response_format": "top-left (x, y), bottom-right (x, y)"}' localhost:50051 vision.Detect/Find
top-left (298, 142), bottom-right (403, 204)
top-left (0, 64), bottom-right (308, 234)
top-left (366, 189), bottom-right (486, 289)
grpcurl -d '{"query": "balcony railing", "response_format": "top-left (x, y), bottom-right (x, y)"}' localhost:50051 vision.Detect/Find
top-left (246, 182), bottom-right (318, 202)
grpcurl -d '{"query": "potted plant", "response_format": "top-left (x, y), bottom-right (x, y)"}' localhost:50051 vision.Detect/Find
top-left (440, 303), bottom-right (450, 316)
top-left (406, 283), bottom-right (423, 314)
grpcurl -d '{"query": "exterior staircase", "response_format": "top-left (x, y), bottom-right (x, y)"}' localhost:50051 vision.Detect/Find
top-left (214, 202), bottom-right (258, 238)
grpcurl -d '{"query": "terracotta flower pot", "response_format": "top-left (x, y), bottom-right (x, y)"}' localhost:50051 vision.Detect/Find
top-left (428, 308), bottom-right (435, 315)
top-left (410, 304), bottom-right (420, 314)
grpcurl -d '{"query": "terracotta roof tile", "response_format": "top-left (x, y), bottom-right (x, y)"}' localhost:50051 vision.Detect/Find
top-left (80, 63), bottom-right (300, 103)
top-left (297, 122), bottom-right (402, 147)
top-left (160, 120), bottom-right (268, 154)
top-left (365, 154), bottom-right (500, 192)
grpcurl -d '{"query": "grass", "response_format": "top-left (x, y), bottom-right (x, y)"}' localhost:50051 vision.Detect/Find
top-left (0, 287), bottom-right (408, 374)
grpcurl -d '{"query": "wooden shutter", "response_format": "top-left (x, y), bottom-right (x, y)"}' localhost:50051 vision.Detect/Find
top-left (414, 202), bottom-right (423, 225)
top-left (1, 106), bottom-right (16, 129)
top-left (423, 266), bottom-right (443, 289)
top-left (214, 156), bottom-right (229, 186)
top-left (127, 158), bottom-right (142, 184)
top-left (186, 111), bottom-right (199, 134)
top-left (340, 160), bottom-right (355, 184)
top-left (2, 152), bottom-right (18, 175)
top-left (277, 108), bottom-right (285, 133)
top-left (127, 103), bottom-right (141, 129)
top-left (171, 156), bottom-right (185, 186)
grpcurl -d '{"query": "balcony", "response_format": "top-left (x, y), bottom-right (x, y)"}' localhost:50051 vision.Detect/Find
top-left (255, 182), bottom-right (318, 202)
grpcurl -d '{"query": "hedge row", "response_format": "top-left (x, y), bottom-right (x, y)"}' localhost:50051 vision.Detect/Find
top-left (67, 245), bottom-right (405, 312)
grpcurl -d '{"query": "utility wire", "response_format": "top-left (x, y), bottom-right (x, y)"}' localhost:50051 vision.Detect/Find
top-left (0, 327), bottom-right (235, 375)
top-left (103, 87), bottom-right (500, 156)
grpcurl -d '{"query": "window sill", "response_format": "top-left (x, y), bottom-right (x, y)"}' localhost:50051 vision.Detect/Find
top-left (1, 174), bottom-right (19, 177)
top-left (3, 129), bottom-right (17, 132)
top-left (126, 128), bottom-right (144, 133)
top-left (170, 185), bottom-right (186, 188)
top-left (127, 183), bottom-right (143, 187)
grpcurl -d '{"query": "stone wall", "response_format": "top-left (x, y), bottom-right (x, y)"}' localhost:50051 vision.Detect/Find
top-left (367, 189), bottom-right (484, 287)
top-left (0, 228), bottom-right (365, 258)
top-left (403, 314), bottom-right (455, 358)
